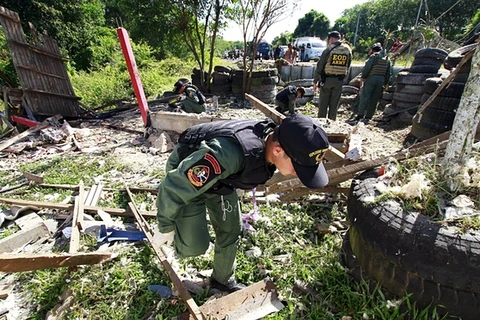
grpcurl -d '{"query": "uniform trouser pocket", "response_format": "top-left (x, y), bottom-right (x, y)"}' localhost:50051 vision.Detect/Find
top-left (174, 203), bottom-right (209, 257)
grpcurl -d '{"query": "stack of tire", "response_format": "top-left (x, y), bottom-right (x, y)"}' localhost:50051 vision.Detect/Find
top-left (410, 44), bottom-right (476, 140)
top-left (210, 66), bottom-right (233, 96)
top-left (344, 170), bottom-right (480, 320)
top-left (191, 67), bottom-right (208, 89)
top-left (231, 69), bottom-right (278, 103)
top-left (383, 48), bottom-right (447, 122)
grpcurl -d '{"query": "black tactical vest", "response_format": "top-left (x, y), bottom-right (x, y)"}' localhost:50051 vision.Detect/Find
top-left (178, 119), bottom-right (277, 192)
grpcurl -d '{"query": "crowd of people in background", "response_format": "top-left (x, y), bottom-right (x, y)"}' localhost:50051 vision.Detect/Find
top-left (215, 31), bottom-right (404, 125)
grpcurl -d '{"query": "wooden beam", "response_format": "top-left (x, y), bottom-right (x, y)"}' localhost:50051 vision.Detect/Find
top-left (245, 93), bottom-right (284, 125)
top-left (0, 222), bottom-right (49, 254)
top-left (125, 185), bottom-right (205, 320)
top-left (0, 117), bottom-right (53, 152)
top-left (0, 252), bottom-right (112, 273)
top-left (0, 197), bottom-right (156, 217)
top-left (69, 182), bottom-right (84, 254)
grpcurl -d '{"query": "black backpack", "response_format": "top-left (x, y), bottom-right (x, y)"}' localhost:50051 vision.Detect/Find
top-left (186, 84), bottom-right (206, 105)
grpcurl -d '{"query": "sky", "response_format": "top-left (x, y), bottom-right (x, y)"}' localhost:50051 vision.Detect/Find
top-left (221, 0), bottom-right (371, 42)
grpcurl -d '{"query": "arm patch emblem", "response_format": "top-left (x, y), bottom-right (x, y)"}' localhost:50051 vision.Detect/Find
top-left (185, 152), bottom-right (224, 189)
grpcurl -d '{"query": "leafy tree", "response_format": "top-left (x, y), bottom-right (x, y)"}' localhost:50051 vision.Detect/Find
top-left (168, 0), bottom-right (228, 91)
top-left (104, 0), bottom-right (184, 60)
top-left (0, 0), bottom-right (106, 70)
top-left (272, 31), bottom-right (293, 46)
top-left (293, 10), bottom-right (330, 38)
top-left (228, 0), bottom-right (296, 94)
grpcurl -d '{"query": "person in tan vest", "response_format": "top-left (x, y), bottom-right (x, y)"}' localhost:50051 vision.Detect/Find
top-left (313, 31), bottom-right (352, 121)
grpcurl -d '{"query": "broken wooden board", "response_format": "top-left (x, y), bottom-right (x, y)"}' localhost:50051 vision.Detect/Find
top-left (0, 197), bottom-right (156, 217)
top-left (264, 141), bottom-right (449, 198)
top-left (180, 279), bottom-right (284, 320)
top-left (0, 252), bottom-right (112, 272)
top-left (22, 171), bottom-right (44, 184)
top-left (0, 115), bottom-right (62, 152)
top-left (84, 184), bottom-right (103, 207)
top-left (0, 222), bottom-right (50, 254)
top-left (245, 93), bottom-right (284, 124)
top-left (245, 93), bottom-right (347, 161)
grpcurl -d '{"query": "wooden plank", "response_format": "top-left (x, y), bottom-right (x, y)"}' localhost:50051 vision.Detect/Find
top-left (77, 181), bottom-right (85, 230)
top-left (324, 145), bottom-right (346, 162)
top-left (245, 93), bottom-right (284, 125)
top-left (69, 195), bottom-right (81, 254)
top-left (23, 171), bottom-right (44, 184)
top-left (14, 212), bottom-right (44, 230)
top-left (0, 222), bottom-right (49, 254)
top-left (0, 252), bottom-right (112, 273)
top-left (84, 184), bottom-right (97, 207)
top-left (90, 184), bottom-right (103, 207)
top-left (0, 197), bottom-right (156, 217)
top-left (0, 117), bottom-right (51, 152)
top-left (126, 196), bottom-right (205, 320)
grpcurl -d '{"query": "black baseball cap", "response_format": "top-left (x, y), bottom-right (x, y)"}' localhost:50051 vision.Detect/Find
top-left (173, 80), bottom-right (184, 93)
top-left (328, 31), bottom-right (341, 39)
top-left (277, 114), bottom-right (330, 189)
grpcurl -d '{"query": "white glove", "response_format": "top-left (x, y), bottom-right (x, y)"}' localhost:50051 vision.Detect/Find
top-left (152, 227), bottom-right (174, 247)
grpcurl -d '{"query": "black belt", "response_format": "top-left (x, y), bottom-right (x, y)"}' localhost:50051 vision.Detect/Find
top-left (325, 75), bottom-right (345, 80)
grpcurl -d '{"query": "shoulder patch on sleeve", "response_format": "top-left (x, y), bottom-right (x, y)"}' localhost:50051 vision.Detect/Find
top-left (185, 152), bottom-right (225, 189)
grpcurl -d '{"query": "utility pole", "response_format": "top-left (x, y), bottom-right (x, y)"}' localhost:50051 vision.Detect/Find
top-left (353, 12), bottom-right (361, 46)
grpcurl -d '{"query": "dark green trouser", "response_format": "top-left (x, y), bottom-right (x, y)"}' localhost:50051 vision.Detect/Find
top-left (318, 76), bottom-right (343, 121)
top-left (172, 190), bottom-right (241, 284)
top-left (181, 97), bottom-right (206, 114)
top-left (358, 75), bottom-right (384, 119)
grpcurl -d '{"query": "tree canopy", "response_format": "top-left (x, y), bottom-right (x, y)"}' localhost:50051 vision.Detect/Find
top-left (293, 10), bottom-right (330, 39)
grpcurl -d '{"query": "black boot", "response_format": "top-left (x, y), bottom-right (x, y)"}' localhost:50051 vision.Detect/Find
top-left (347, 115), bottom-right (362, 125)
top-left (210, 277), bottom-right (246, 293)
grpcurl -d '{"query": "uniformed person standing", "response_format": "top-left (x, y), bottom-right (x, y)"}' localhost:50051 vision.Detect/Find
top-left (172, 80), bottom-right (206, 114)
top-left (314, 31), bottom-right (352, 121)
top-left (156, 114), bottom-right (330, 292)
top-left (349, 44), bottom-right (391, 125)
top-left (274, 85), bottom-right (306, 115)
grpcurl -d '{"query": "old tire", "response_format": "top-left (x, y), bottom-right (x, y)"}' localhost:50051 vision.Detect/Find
top-left (423, 78), bottom-right (465, 98)
top-left (347, 174), bottom-right (480, 319)
top-left (444, 43), bottom-right (477, 70)
top-left (395, 71), bottom-right (439, 85)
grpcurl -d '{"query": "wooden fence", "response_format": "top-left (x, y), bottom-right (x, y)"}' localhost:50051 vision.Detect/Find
top-left (0, 6), bottom-right (83, 117)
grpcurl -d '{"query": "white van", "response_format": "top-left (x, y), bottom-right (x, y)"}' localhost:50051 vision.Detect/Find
top-left (294, 37), bottom-right (327, 62)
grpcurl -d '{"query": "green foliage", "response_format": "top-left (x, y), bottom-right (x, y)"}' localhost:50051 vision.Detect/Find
top-left (16, 245), bottom-right (184, 319)
top-left (293, 10), bottom-right (330, 39)
top-left (272, 31), bottom-right (293, 46)
top-left (71, 66), bottom-right (132, 108)
top-left (19, 154), bottom-right (128, 185)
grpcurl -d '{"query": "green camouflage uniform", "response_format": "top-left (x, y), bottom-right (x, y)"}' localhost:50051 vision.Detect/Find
top-left (157, 137), bottom-right (245, 284)
top-left (357, 53), bottom-right (391, 119)
top-left (181, 86), bottom-right (205, 114)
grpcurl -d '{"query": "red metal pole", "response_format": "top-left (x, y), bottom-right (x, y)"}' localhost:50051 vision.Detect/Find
top-left (116, 27), bottom-right (150, 127)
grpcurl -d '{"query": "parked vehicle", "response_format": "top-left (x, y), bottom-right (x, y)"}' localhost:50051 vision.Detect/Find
top-left (256, 41), bottom-right (271, 60)
top-left (279, 45), bottom-right (288, 58)
top-left (294, 37), bottom-right (327, 62)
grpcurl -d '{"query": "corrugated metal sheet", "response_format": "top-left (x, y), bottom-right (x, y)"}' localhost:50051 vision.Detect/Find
top-left (0, 6), bottom-right (83, 117)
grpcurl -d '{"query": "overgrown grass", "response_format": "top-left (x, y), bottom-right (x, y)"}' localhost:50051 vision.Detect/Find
top-left (71, 56), bottom-right (232, 108)
top-left (3, 148), bottom-right (450, 319)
